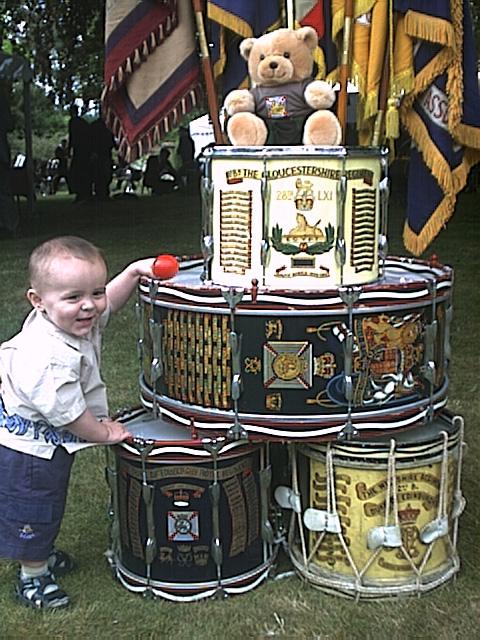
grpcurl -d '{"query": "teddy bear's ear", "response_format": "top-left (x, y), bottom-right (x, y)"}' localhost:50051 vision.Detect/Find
top-left (239, 37), bottom-right (257, 61)
top-left (295, 26), bottom-right (318, 51)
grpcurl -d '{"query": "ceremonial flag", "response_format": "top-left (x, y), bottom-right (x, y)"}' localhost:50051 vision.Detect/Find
top-left (207, 1), bottom-right (282, 96)
top-left (398, 0), bottom-right (480, 255)
top-left (103, 0), bottom-right (202, 161)
top-left (295, 1), bottom-right (337, 79)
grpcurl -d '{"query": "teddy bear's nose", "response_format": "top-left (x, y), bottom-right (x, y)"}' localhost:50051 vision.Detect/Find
top-left (269, 61), bottom-right (278, 69)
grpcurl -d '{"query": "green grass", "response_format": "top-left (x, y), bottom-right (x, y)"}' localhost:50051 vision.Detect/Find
top-left (0, 183), bottom-right (478, 639)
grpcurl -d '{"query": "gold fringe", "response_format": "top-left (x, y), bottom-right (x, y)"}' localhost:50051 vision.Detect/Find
top-left (392, 67), bottom-right (414, 97)
top-left (402, 193), bottom-right (455, 256)
top-left (446, 0), bottom-right (464, 131)
top-left (402, 143), bottom-right (480, 257)
top-left (404, 11), bottom-right (455, 47)
top-left (452, 122), bottom-right (480, 150)
top-left (364, 90), bottom-right (379, 121)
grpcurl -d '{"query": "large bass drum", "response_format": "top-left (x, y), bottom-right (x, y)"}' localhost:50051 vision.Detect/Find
top-left (105, 408), bottom-right (277, 601)
top-left (201, 146), bottom-right (388, 289)
top-left (274, 411), bottom-right (465, 598)
top-left (137, 256), bottom-right (452, 440)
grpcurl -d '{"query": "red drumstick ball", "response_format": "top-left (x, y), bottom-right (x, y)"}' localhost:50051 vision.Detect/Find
top-left (152, 254), bottom-right (179, 279)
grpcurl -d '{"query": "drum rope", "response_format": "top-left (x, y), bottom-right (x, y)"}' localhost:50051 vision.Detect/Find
top-left (414, 430), bottom-right (449, 580)
top-left (325, 445), bottom-right (361, 584)
top-left (452, 415), bottom-right (466, 551)
top-left (357, 439), bottom-right (398, 580)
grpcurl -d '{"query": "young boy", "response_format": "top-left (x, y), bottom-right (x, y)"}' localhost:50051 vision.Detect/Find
top-left (0, 236), bottom-right (155, 609)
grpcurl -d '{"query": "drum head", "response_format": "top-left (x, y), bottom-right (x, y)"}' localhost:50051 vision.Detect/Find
top-left (122, 410), bottom-right (195, 444)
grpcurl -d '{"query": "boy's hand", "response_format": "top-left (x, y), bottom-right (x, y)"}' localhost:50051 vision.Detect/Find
top-left (99, 418), bottom-right (132, 444)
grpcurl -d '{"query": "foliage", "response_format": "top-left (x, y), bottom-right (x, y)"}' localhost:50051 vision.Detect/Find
top-left (1, 0), bottom-right (104, 107)
top-left (8, 82), bottom-right (68, 161)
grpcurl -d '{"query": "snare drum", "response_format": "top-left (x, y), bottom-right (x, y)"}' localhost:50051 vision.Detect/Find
top-left (275, 411), bottom-right (465, 598)
top-left (105, 408), bottom-right (277, 600)
top-left (137, 256), bottom-right (452, 440)
top-left (201, 146), bottom-right (388, 289)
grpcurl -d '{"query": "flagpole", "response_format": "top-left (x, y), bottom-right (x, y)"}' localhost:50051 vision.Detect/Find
top-left (192, 0), bottom-right (223, 144)
top-left (372, 4), bottom-right (393, 147)
top-left (285, 0), bottom-right (295, 28)
top-left (336, 0), bottom-right (354, 144)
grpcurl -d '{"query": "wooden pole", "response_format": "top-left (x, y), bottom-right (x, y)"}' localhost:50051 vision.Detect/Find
top-left (371, 6), bottom-right (392, 146)
top-left (336, 0), bottom-right (354, 144)
top-left (192, 0), bottom-right (223, 144)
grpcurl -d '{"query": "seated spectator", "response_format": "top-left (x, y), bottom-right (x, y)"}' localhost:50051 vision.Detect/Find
top-left (143, 148), bottom-right (179, 195)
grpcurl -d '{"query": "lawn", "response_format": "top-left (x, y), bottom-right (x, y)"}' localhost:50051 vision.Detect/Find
top-left (0, 178), bottom-right (478, 640)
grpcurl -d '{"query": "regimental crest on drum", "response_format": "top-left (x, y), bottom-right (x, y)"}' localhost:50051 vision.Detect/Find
top-left (263, 341), bottom-right (313, 389)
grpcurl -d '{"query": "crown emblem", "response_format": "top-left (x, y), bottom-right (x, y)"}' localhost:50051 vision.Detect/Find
top-left (398, 503), bottom-right (421, 524)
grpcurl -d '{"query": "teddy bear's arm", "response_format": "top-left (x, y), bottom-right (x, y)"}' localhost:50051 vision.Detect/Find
top-left (304, 80), bottom-right (336, 111)
top-left (223, 89), bottom-right (256, 116)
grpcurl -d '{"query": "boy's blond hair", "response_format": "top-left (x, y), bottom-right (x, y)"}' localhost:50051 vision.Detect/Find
top-left (29, 236), bottom-right (107, 290)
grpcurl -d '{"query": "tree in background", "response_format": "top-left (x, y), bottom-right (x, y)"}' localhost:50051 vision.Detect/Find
top-left (1, 0), bottom-right (103, 107)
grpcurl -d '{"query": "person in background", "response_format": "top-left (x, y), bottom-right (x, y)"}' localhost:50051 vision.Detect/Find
top-left (177, 125), bottom-right (196, 190)
top-left (0, 235), bottom-right (155, 609)
top-left (143, 147), bottom-right (179, 195)
top-left (67, 104), bottom-right (92, 203)
top-left (90, 118), bottom-right (115, 201)
top-left (0, 81), bottom-right (19, 233)
top-left (51, 138), bottom-right (69, 195)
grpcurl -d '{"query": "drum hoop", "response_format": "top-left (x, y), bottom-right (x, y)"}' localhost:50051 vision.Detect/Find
top-left (298, 417), bottom-right (461, 468)
top-left (203, 145), bottom-right (388, 160)
top-left (139, 375), bottom-right (449, 428)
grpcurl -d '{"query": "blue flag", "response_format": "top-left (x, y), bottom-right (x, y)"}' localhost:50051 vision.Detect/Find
top-left (207, 1), bottom-right (282, 97)
top-left (398, 0), bottom-right (480, 255)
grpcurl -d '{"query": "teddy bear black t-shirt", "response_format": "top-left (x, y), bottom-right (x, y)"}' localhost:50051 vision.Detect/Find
top-left (250, 79), bottom-right (314, 145)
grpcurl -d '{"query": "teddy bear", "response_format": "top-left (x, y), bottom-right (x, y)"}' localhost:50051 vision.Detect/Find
top-left (223, 27), bottom-right (342, 146)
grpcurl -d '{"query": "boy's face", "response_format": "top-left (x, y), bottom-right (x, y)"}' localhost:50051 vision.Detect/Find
top-left (28, 254), bottom-right (108, 337)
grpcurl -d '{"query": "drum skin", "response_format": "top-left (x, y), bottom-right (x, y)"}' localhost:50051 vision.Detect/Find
top-left (107, 408), bottom-right (275, 600)
top-left (283, 410), bottom-right (464, 598)
top-left (202, 146), bottom-right (388, 289)
top-left (137, 256), bottom-right (452, 440)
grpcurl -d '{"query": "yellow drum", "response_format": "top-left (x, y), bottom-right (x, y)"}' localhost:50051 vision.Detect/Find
top-left (275, 411), bottom-right (465, 598)
top-left (201, 146), bottom-right (388, 289)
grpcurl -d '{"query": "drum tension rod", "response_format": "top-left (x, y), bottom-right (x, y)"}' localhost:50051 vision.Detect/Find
top-left (104, 448), bottom-right (121, 565)
top-left (378, 175), bottom-right (390, 275)
top-left (422, 280), bottom-right (438, 421)
top-left (203, 438), bottom-right (227, 598)
top-left (338, 287), bottom-right (361, 440)
top-left (335, 169), bottom-right (347, 280)
top-left (200, 158), bottom-right (214, 282)
top-left (135, 293), bottom-right (144, 367)
top-left (222, 288), bottom-right (247, 440)
top-left (147, 279), bottom-right (162, 419)
top-left (137, 440), bottom-right (157, 598)
top-left (260, 155), bottom-right (270, 278)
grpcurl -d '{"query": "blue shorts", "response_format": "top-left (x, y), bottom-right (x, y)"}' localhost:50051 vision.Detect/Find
top-left (0, 445), bottom-right (75, 562)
